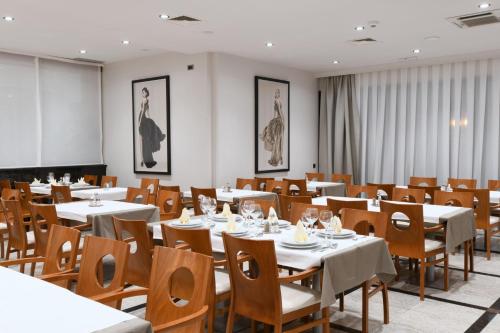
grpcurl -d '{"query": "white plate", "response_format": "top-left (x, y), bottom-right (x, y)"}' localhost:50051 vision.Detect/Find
top-left (317, 229), bottom-right (356, 239)
top-left (280, 241), bottom-right (319, 249)
top-left (213, 225), bottom-right (248, 236)
top-left (281, 235), bottom-right (318, 247)
top-left (169, 220), bottom-right (204, 228)
top-left (210, 214), bottom-right (243, 222)
top-left (278, 220), bottom-right (291, 228)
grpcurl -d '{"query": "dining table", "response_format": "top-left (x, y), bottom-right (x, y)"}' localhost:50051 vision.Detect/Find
top-left (183, 188), bottom-right (278, 204)
top-left (307, 181), bottom-right (346, 196)
top-left (55, 200), bottom-right (160, 238)
top-left (30, 183), bottom-right (100, 195)
top-left (396, 185), bottom-right (500, 205)
top-left (71, 187), bottom-right (129, 201)
top-left (0, 266), bottom-right (152, 333)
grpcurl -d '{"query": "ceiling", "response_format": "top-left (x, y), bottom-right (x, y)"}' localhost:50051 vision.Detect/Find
top-left (2, 0), bottom-right (500, 74)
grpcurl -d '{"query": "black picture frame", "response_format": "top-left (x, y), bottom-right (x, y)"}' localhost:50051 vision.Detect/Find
top-left (132, 75), bottom-right (171, 175)
top-left (255, 76), bottom-right (290, 174)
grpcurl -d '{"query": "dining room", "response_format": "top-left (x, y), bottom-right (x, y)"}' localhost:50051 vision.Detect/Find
top-left (1, 1), bottom-right (500, 332)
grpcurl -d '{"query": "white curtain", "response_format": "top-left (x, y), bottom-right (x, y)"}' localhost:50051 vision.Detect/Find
top-left (355, 58), bottom-right (500, 187)
top-left (0, 51), bottom-right (102, 168)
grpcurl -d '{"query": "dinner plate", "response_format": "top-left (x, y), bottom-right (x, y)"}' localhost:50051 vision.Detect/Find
top-left (210, 214), bottom-right (243, 222)
top-left (213, 225), bottom-right (248, 236)
top-left (281, 235), bottom-right (318, 247)
top-left (278, 220), bottom-right (291, 228)
top-left (280, 241), bottom-right (319, 249)
top-left (169, 220), bottom-right (204, 228)
top-left (317, 229), bottom-right (356, 239)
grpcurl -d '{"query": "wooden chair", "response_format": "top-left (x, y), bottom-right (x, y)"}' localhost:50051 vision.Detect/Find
top-left (113, 217), bottom-right (153, 288)
top-left (331, 173), bottom-right (352, 184)
top-left (305, 172), bottom-right (325, 181)
top-left (380, 201), bottom-right (448, 300)
top-left (367, 183), bottom-right (395, 200)
top-left (101, 175), bottom-right (118, 188)
top-left (448, 178), bottom-right (477, 189)
top-left (222, 233), bottom-right (330, 333)
top-left (125, 187), bottom-right (150, 205)
top-left (159, 185), bottom-right (181, 192)
top-left (191, 187), bottom-right (217, 216)
top-left (488, 180), bottom-right (500, 191)
top-left (278, 194), bottom-right (311, 221)
top-left (266, 180), bottom-right (289, 196)
top-left (283, 178), bottom-right (307, 196)
top-left (0, 188), bottom-right (16, 258)
top-left (434, 190), bottom-right (475, 280)
top-left (392, 187), bottom-right (425, 204)
top-left (346, 184), bottom-right (377, 199)
top-left (0, 225), bottom-right (81, 281)
top-left (94, 246), bottom-right (214, 333)
top-left (0, 179), bottom-right (11, 191)
top-left (326, 198), bottom-right (368, 217)
top-left (341, 208), bottom-right (390, 331)
top-left (255, 177), bottom-right (274, 191)
top-left (240, 198), bottom-right (277, 218)
top-left (409, 177), bottom-right (437, 187)
top-left (15, 181), bottom-right (48, 218)
top-left (156, 190), bottom-right (182, 220)
top-left (83, 175), bottom-right (98, 186)
top-left (408, 185), bottom-right (441, 204)
top-left (140, 178), bottom-right (160, 205)
top-left (30, 203), bottom-right (61, 257)
top-left (454, 188), bottom-right (500, 260)
top-left (162, 225), bottom-right (230, 333)
top-left (289, 202), bottom-right (329, 226)
top-left (236, 178), bottom-right (258, 190)
top-left (51, 185), bottom-right (72, 204)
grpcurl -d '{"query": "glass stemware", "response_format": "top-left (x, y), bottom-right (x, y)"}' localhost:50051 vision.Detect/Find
top-left (241, 200), bottom-right (255, 226)
top-left (206, 197), bottom-right (217, 224)
top-left (304, 207), bottom-right (319, 235)
top-left (319, 210), bottom-right (334, 246)
top-left (250, 204), bottom-right (262, 229)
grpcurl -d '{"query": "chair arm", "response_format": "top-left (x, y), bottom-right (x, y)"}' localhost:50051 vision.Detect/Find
top-left (278, 267), bottom-right (321, 284)
top-left (38, 269), bottom-right (75, 280)
top-left (41, 272), bottom-right (79, 284)
top-left (0, 256), bottom-right (46, 268)
top-left (490, 203), bottom-right (500, 209)
top-left (175, 243), bottom-right (191, 250)
top-left (153, 305), bottom-right (209, 333)
top-left (91, 287), bottom-right (149, 305)
top-left (32, 194), bottom-right (52, 202)
top-left (424, 225), bottom-right (445, 234)
top-left (214, 259), bottom-right (227, 267)
top-left (71, 223), bottom-right (92, 231)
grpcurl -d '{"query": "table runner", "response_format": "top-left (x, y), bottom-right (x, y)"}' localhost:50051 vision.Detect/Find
top-left (307, 181), bottom-right (346, 196)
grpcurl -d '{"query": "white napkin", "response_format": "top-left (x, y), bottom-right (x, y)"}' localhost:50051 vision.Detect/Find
top-left (222, 203), bottom-right (232, 218)
top-left (268, 207), bottom-right (278, 223)
top-left (178, 208), bottom-right (191, 224)
top-left (227, 214), bottom-right (237, 232)
top-left (31, 178), bottom-right (41, 185)
top-left (294, 221), bottom-right (308, 243)
top-left (77, 177), bottom-right (87, 185)
top-left (333, 216), bottom-right (342, 234)
top-left (50, 178), bottom-right (58, 185)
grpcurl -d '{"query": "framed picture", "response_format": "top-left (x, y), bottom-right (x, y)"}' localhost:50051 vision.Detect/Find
top-left (132, 75), bottom-right (171, 175)
top-left (255, 76), bottom-right (290, 173)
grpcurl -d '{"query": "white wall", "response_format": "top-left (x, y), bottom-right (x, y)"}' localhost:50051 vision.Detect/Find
top-left (102, 51), bottom-right (318, 190)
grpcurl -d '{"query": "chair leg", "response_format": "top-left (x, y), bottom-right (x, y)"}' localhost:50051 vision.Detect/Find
top-left (382, 282), bottom-right (389, 324)
top-left (486, 229), bottom-right (491, 260)
top-left (207, 301), bottom-right (215, 333)
top-left (339, 292), bottom-right (344, 311)
top-left (464, 240), bottom-right (469, 281)
top-left (250, 320), bottom-right (257, 333)
top-left (362, 281), bottom-right (369, 333)
top-left (225, 306), bottom-right (235, 333)
top-left (30, 259), bottom-right (36, 276)
top-left (0, 235), bottom-right (4, 258)
top-left (444, 254), bottom-right (449, 291)
top-left (419, 260), bottom-right (426, 301)
top-left (5, 241), bottom-right (11, 260)
top-left (469, 240), bottom-right (474, 272)
top-left (322, 307), bottom-right (330, 332)
top-left (20, 249), bottom-right (27, 273)
top-left (394, 256), bottom-right (400, 281)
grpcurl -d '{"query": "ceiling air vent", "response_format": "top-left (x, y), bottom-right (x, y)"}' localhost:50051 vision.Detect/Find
top-left (169, 15), bottom-right (200, 22)
top-left (349, 37), bottom-right (378, 45)
top-left (448, 9), bottom-right (500, 28)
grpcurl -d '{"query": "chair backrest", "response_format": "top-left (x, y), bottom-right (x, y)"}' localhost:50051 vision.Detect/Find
top-left (222, 233), bottom-right (281, 324)
top-left (380, 201), bottom-right (425, 257)
top-left (331, 173), bottom-right (352, 184)
top-left (162, 224), bottom-right (213, 256)
top-left (341, 208), bottom-right (388, 238)
top-left (0, 179), bottom-right (11, 190)
top-left (254, 177), bottom-right (274, 191)
top-left (125, 187), bottom-right (150, 205)
top-left (30, 203), bottom-right (61, 256)
top-left (488, 180), bottom-right (500, 191)
top-left (326, 198), bottom-right (368, 217)
top-left (1, 188), bottom-right (20, 200)
top-left (278, 194), bottom-right (312, 221)
top-left (112, 217), bottom-right (153, 288)
top-left (289, 202), bottom-right (329, 226)
top-left (83, 175), bottom-right (98, 186)
top-left (158, 185), bottom-right (181, 193)
top-left (367, 183), bottom-right (395, 200)
top-left (392, 187), bottom-right (425, 204)
top-left (346, 184), bottom-right (377, 199)
top-left (51, 185), bottom-right (72, 204)
top-left (236, 178), bottom-right (258, 191)
top-left (140, 178), bottom-right (160, 204)
top-left (75, 235), bottom-right (129, 298)
top-left (434, 191), bottom-right (474, 208)
top-left (14, 182), bottom-right (34, 210)
top-left (448, 177), bottom-right (477, 189)
top-left (101, 176), bottom-right (118, 188)
top-left (42, 225), bottom-right (81, 276)
top-left (305, 172), bottom-right (324, 181)
top-left (156, 190), bottom-right (182, 220)
top-left (191, 187), bottom-right (217, 216)
top-left (266, 180), bottom-right (289, 195)
top-left (145, 246), bottom-right (213, 331)
top-left (1, 199), bottom-right (29, 251)
top-left (408, 185), bottom-right (441, 204)
top-left (409, 176), bottom-right (437, 187)
top-left (240, 198), bottom-right (277, 218)
top-left (283, 178), bottom-right (307, 196)
top-left (454, 188), bottom-right (490, 229)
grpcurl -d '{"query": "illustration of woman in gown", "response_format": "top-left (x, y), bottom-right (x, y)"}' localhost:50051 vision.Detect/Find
top-left (260, 88), bottom-right (284, 166)
top-left (138, 87), bottom-right (166, 168)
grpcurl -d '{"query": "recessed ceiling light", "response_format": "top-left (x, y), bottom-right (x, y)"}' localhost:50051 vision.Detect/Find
top-left (424, 35), bottom-right (440, 41)
top-left (355, 26), bottom-right (365, 31)
top-left (121, 40), bottom-right (130, 45)
top-left (79, 49), bottom-right (87, 54)
top-left (333, 60), bottom-right (340, 64)
top-left (413, 49), bottom-right (421, 54)
top-left (159, 14), bottom-right (169, 20)
top-left (2, 16), bottom-right (14, 22)
top-left (478, 3), bottom-right (491, 9)
top-left (266, 42), bottom-right (274, 47)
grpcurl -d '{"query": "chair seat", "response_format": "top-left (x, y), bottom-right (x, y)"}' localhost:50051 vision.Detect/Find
top-left (490, 216), bottom-right (500, 225)
top-left (281, 283), bottom-right (322, 314)
top-left (425, 239), bottom-right (445, 252)
top-left (215, 269), bottom-right (231, 296)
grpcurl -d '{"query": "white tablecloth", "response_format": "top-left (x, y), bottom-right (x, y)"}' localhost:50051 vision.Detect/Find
top-left (307, 181), bottom-right (346, 196)
top-left (0, 266), bottom-right (151, 333)
top-left (183, 188), bottom-right (277, 204)
top-left (490, 191), bottom-right (500, 204)
top-left (30, 184), bottom-right (100, 195)
top-left (71, 187), bottom-right (128, 201)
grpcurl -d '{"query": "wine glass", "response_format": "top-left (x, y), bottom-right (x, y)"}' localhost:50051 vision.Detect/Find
top-left (304, 207), bottom-right (319, 235)
top-left (250, 204), bottom-right (262, 228)
top-left (319, 210), bottom-right (333, 246)
top-left (241, 200), bottom-right (255, 226)
top-left (206, 197), bottom-right (217, 224)
top-left (250, 205), bottom-right (263, 236)
top-left (64, 173), bottom-right (71, 184)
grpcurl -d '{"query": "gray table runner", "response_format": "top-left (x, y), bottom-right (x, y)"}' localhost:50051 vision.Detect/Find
top-left (93, 318), bottom-right (152, 333)
top-left (439, 207), bottom-right (475, 252)
top-left (90, 206), bottom-right (160, 238)
top-left (320, 183), bottom-right (346, 197)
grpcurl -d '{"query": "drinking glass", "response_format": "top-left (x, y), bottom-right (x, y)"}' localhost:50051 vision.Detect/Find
top-left (206, 197), bottom-right (217, 224)
top-left (319, 210), bottom-right (333, 245)
top-left (304, 207), bottom-right (319, 235)
top-left (64, 173), bottom-right (71, 184)
top-left (250, 206), bottom-right (263, 236)
top-left (241, 200), bottom-right (255, 226)
top-left (250, 204), bottom-right (262, 229)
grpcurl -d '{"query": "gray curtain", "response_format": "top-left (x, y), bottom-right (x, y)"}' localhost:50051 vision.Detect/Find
top-left (318, 75), bottom-right (360, 183)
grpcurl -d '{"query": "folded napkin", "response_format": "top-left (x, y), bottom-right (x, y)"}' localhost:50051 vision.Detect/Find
top-left (227, 214), bottom-right (237, 232)
top-left (178, 208), bottom-right (191, 224)
top-left (50, 178), bottom-right (58, 185)
top-left (222, 203), bottom-right (232, 218)
top-left (333, 216), bottom-right (342, 234)
top-left (31, 178), bottom-right (41, 185)
top-left (77, 177), bottom-right (87, 185)
top-left (294, 221), bottom-right (308, 243)
top-left (268, 207), bottom-right (278, 223)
